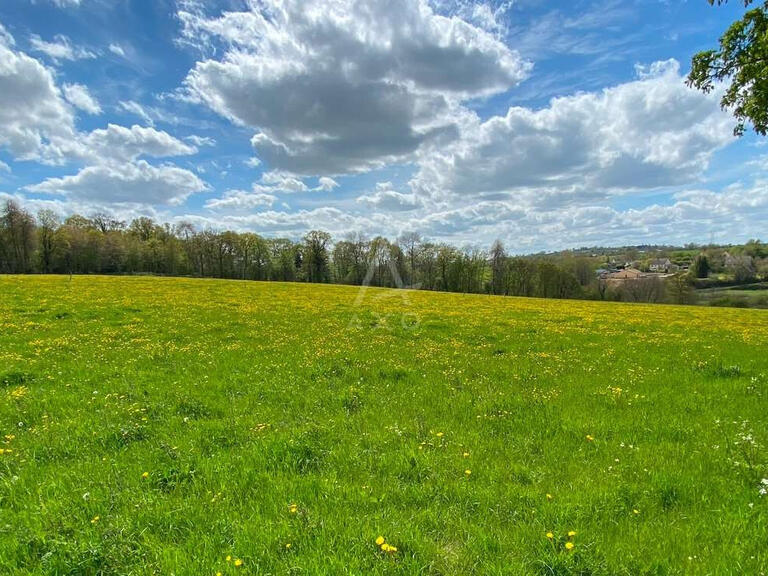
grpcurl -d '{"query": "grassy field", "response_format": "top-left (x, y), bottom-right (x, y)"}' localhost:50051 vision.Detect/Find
top-left (1, 276), bottom-right (767, 575)
top-left (697, 283), bottom-right (768, 309)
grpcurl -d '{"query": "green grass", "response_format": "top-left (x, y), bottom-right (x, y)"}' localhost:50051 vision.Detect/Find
top-left (1, 275), bottom-right (767, 575)
top-left (697, 283), bottom-right (768, 308)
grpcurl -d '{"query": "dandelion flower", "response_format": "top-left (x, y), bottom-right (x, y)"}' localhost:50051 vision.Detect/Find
top-left (464, 469), bottom-right (471, 476)
top-left (568, 531), bottom-right (576, 537)
top-left (285, 543), bottom-right (292, 549)
top-left (226, 555), bottom-right (231, 562)
top-left (91, 516), bottom-right (99, 524)
top-left (546, 532), bottom-right (554, 540)
top-left (546, 493), bottom-right (553, 501)
top-left (586, 435), bottom-right (594, 442)
top-left (288, 503), bottom-right (298, 514)
top-left (633, 509), bottom-right (640, 515)
top-left (375, 536), bottom-right (385, 546)
top-left (565, 542), bottom-right (574, 551)
top-left (436, 432), bottom-right (444, 438)
top-left (463, 452), bottom-right (470, 458)
top-left (141, 471), bottom-right (149, 479)
top-left (234, 559), bottom-right (243, 567)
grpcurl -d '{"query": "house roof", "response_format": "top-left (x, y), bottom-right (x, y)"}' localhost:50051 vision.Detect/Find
top-left (607, 268), bottom-right (645, 279)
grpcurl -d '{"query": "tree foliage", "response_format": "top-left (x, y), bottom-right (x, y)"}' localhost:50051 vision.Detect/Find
top-left (688, 0), bottom-right (768, 135)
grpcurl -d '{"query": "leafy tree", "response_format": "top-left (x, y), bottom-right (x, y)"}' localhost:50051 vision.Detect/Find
top-left (692, 253), bottom-right (711, 278)
top-left (398, 232), bottom-right (422, 287)
top-left (0, 201), bottom-right (36, 273)
top-left (490, 240), bottom-right (507, 295)
top-left (37, 209), bottom-right (59, 273)
top-left (688, 0), bottom-right (768, 135)
top-left (668, 273), bottom-right (696, 304)
top-left (301, 230), bottom-right (331, 283)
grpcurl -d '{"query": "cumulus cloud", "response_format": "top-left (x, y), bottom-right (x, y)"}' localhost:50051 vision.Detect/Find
top-left (62, 83), bottom-right (101, 115)
top-left (179, 206), bottom-right (365, 237)
top-left (358, 182), bottom-right (422, 211)
top-left (28, 160), bottom-right (207, 205)
top-left (205, 189), bottom-right (276, 210)
top-left (248, 171), bottom-right (339, 195)
top-left (29, 34), bottom-right (96, 62)
top-left (0, 40), bottom-right (76, 163)
top-left (78, 124), bottom-right (197, 162)
top-left (412, 60), bottom-right (733, 199)
top-left (0, 160), bottom-right (10, 173)
top-left (317, 177), bottom-right (339, 192)
top-left (180, 0), bottom-right (530, 175)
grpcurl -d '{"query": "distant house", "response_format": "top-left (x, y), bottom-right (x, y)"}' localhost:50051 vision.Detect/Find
top-left (607, 268), bottom-right (645, 281)
top-left (649, 258), bottom-right (674, 273)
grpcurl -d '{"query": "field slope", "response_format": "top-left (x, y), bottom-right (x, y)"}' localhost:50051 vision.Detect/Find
top-left (1, 276), bottom-right (767, 575)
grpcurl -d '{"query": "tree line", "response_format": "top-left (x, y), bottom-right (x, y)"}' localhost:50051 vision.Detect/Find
top-left (0, 199), bottom-right (711, 305)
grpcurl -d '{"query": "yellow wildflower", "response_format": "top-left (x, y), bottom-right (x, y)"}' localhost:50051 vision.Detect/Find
top-left (234, 559), bottom-right (243, 567)
top-left (565, 542), bottom-right (575, 551)
top-left (375, 536), bottom-right (385, 546)
top-left (546, 532), bottom-right (554, 540)
top-left (141, 471), bottom-right (149, 479)
top-left (586, 435), bottom-right (594, 442)
top-left (567, 531), bottom-right (576, 537)
top-left (464, 469), bottom-right (471, 476)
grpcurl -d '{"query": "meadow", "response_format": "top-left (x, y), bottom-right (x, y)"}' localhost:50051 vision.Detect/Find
top-left (1, 275), bottom-right (767, 575)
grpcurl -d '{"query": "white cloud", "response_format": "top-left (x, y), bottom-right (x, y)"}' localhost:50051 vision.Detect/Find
top-left (118, 100), bottom-right (155, 126)
top-left (256, 171), bottom-right (309, 194)
top-left (63, 83), bottom-right (101, 115)
top-left (205, 189), bottom-right (276, 210)
top-left (247, 172), bottom-right (340, 195)
top-left (358, 182), bottom-right (421, 211)
top-left (0, 22), bottom-right (14, 47)
top-left (78, 124), bottom-right (197, 162)
top-left (108, 43), bottom-right (125, 57)
top-left (185, 134), bottom-right (216, 147)
top-left (412, 60), bottom-right (733, 200)
top-left (316, 177), bottom-right (339, 192)
top-left (50, 0), bottom-right (82, 6)
top-left (29, 34), bottom-right (96, 62)
top-left (180, 0), bottom-right (530, 175)
top-left (0, 41), bottom-right (76, 163)
top-left (179, 206), bottom-right (365, 237)
top-left (0, 160), bottom-right (10, 173)
top-left (28, 160), bottom-right (207, 205)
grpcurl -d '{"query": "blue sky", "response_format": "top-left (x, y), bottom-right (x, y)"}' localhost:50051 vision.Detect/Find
top-left (0, 0), bottom-right (765, 252)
